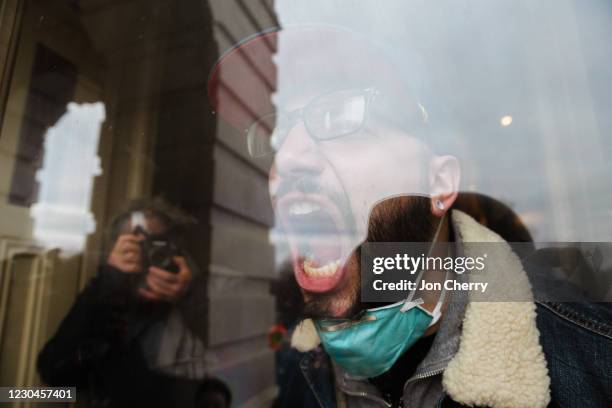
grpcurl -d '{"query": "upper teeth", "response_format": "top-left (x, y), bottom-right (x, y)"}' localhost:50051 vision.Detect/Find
top-left (289, 202), bottom-right (321, 215)
top-left (303, 259), bottom-right (340, 277)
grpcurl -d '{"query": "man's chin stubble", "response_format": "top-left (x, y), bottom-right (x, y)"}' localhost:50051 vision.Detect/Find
top-left (301, 287), bottom-right (361, 319)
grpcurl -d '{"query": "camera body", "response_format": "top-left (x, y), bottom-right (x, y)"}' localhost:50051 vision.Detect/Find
top-left (130, 211), bottom-right (181, 274)
top-left (139, 234), bottom-right (181, 274)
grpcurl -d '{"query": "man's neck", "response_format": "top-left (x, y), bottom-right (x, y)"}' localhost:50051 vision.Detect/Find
top-left (369, 332), bottom-right (438, 406)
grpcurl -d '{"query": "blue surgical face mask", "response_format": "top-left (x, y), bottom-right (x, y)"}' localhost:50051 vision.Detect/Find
top-left (315, 214), bottom-right (447, 379)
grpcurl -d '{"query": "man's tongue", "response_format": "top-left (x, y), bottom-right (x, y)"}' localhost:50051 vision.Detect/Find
top-left (303, 241), bottom-right (341, 277)
top-left (294, 236), bottom-right (345, 293)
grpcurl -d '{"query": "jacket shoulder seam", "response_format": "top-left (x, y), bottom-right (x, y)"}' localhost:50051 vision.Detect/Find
top-left (536, 301), bottom-right (612, 340)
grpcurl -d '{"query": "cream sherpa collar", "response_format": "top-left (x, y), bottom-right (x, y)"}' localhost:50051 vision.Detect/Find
top-left (291, 210), bottom-right (551, 408)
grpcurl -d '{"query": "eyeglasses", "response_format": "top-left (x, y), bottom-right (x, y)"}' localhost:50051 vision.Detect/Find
top-left (246, 88), bottom-right (378, 158)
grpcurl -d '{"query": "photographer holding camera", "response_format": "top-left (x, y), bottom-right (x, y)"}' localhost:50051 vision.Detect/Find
top-left (37, 198), bottom-right (207, 408)
top-left (107, 206), bottom-right (190, 301)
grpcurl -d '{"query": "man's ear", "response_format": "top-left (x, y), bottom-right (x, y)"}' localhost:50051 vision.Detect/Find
top-left (428, 155), bottom-right (460, 217)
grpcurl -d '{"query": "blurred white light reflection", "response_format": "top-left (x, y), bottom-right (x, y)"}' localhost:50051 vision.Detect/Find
top-left (31, 102), bottom-right (106, 253)
top-left (500, 115), bottom-right (513, 127)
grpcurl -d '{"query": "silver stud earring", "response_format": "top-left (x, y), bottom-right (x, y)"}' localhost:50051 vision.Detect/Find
top-left (435, 200), bottom-right (445, 210)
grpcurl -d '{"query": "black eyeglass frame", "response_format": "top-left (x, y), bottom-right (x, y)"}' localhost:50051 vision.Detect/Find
top-left (246, 87), bottom-right (379, 158)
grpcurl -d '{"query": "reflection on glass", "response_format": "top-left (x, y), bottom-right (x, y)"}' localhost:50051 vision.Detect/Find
top-left (31, 102), bottom-right (105, 252)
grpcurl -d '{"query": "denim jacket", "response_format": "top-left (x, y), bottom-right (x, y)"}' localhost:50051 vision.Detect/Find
top-left (296, 301), bottom-right (612, 408)
top-left (289, 211), bottom-right (612, 408)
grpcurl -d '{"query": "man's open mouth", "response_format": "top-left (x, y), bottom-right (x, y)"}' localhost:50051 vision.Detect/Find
top-left (277, 192), bottom-right (351, 293)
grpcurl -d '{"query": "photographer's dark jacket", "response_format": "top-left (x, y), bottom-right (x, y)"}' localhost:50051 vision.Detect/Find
top-left (37, 263), bottom-right (206, 408)
top-left (288, 211), bottom-right (612, 408)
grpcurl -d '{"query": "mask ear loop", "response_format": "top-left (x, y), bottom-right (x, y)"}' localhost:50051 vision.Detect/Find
top-left (401, 213), bottom-right (446, 312)
top-left (428, 269), bottom-right (450, 325)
